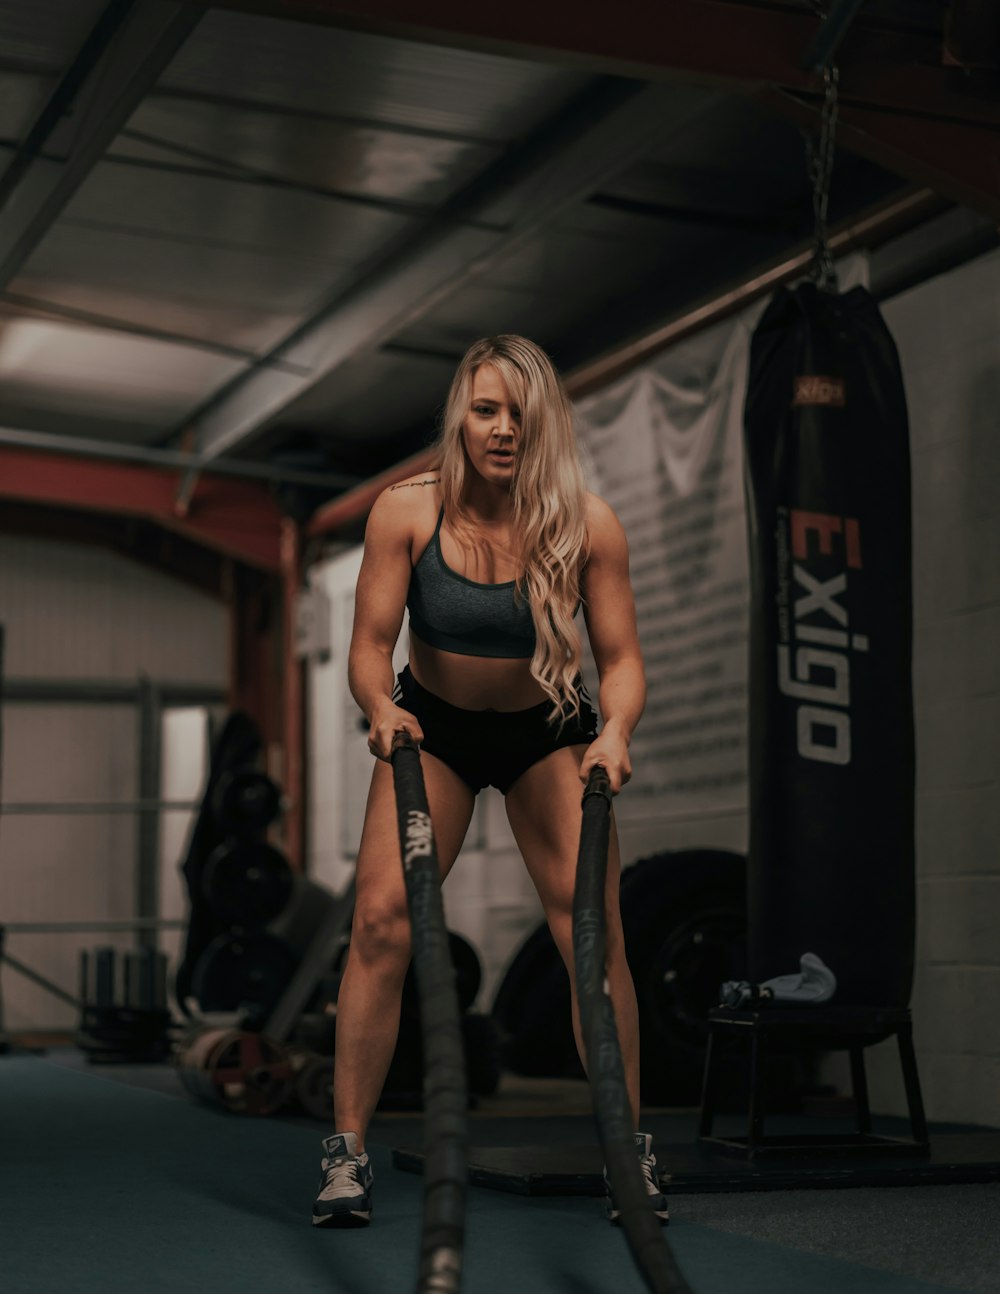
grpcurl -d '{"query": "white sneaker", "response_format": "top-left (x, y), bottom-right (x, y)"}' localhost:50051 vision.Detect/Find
top-left (604, 1132), bottom-right (670, 1225)
top-left (312, 1131), bottom-right (374, 1227)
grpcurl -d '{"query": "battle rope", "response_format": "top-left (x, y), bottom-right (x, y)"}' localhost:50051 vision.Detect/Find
top-left (391, 731), bottom-right (467, 1294)
top-left (573, 765), bottom-right (694, 1294)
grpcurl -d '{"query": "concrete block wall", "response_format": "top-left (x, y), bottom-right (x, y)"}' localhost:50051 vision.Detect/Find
top-left (858, 247), bottom-right (1000, 1128)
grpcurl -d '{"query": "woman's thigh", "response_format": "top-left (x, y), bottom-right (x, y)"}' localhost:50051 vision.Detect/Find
top-left (503, 744), bottom-right (624, 942)
top-left (353, 749), bottom-right (477, 932)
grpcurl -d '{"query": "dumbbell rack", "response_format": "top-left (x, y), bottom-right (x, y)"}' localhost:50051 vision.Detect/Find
top-left (77, 945), bottom-right (172, 1062)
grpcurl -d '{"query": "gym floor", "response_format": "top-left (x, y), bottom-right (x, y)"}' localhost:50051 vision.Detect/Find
top-left (4, 1046), bottom-right (998, 1294)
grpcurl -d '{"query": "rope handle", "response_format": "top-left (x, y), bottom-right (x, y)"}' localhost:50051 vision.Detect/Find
top-left (390, 729), bottom-right (419, 756)
top-left (582, 763), bottom-right (612, 807)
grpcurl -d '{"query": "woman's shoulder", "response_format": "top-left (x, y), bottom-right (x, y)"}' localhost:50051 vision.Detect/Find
top-left (369, 472), bottom-right (441, 521)
top-left (387, 469), bottom-right (443, 495)
top-left (583, 490), bottom-right (623, 535)
top-left (367, 471), bottom-right (442, 558)
top-left (581, 491), bottom-right (628, 568)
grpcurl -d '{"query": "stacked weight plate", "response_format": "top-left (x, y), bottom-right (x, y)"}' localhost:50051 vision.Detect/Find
top-left (174, 1027), bottom-right (308, 1115)
top-left (189, 766), bottom-right (297, 1025)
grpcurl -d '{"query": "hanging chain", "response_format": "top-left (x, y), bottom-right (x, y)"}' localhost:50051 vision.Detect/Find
top-left (803, 64), bottom-right (840, 291)
top-left (803, 0), bottom-right (841, 292)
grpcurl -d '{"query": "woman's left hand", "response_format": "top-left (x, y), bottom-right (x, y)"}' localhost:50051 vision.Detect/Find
top-left (579, 722), bottom-right (633, 795)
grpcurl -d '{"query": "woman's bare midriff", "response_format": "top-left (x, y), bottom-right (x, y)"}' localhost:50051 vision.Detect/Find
top-left (408, 632), bottom-right (548, 711)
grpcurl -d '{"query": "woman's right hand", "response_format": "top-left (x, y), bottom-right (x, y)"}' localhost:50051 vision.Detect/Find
top-left (367, 697), bottom-right (424, 762)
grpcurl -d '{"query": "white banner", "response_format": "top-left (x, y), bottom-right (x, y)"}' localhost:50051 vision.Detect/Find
top-left (576, 324), bottom-right (752, 822)
top-left (574, 255), bottom-right (869, 831)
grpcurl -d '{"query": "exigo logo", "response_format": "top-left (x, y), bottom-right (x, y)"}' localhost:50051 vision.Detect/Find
top-left (774, 508), bottom-right (868, 766)
top-left (792, 375), bottom-right (845, 407)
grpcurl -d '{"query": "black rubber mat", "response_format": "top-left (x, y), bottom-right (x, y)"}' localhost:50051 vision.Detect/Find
top-left (394, 1128), bottom-right (1000, 1195)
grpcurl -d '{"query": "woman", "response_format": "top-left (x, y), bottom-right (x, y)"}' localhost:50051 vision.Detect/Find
top-left (312, 335), bottom-right (667, 1228)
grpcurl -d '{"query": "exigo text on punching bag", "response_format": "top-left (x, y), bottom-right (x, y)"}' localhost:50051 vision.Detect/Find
top-left (774, 507), bottom-right (870, 767)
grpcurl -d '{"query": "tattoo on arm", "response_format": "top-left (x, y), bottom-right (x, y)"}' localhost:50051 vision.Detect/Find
top-left (390, 478), bottom-right (441, 491)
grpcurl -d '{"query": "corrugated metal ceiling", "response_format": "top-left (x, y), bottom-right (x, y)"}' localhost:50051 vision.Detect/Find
top-left (0, 0), bottom-right (994, 517)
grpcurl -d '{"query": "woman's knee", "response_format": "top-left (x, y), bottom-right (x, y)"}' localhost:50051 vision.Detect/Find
top-left (350, 900), bottom-right (412, 970)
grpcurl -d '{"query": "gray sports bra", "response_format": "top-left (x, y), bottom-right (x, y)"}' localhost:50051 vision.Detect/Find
top-left (406, 507), bottom-right (536, 658)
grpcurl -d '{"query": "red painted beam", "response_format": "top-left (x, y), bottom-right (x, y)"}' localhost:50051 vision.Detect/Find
top-left (207, 0), bottom-right (811, 83)
top-left (279, 517), bottom-right (305, 870)
top-left (945, 0), bottom-right (1000, 71)
top-left (226, 564), bottom-right (283, 790)
top-left (755, 84), bottom-right (1000, 224)
top-left (834, 104), bottom-right (1000, 222)
top-left (0, 446), bottom-right (283, 571)
top-left (204, 0), bottom-right (999, 127)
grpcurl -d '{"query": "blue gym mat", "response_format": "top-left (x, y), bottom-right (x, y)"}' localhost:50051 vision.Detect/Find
top-left (0, 1055), bottom-right (983, 1294)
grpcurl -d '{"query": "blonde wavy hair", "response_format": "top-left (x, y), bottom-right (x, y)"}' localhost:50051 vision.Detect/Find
top-left (429, 334), bottom-right (590, 728)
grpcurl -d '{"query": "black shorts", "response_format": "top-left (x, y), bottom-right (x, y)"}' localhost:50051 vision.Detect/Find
top-left (392, 665), bottom-right (599, 795)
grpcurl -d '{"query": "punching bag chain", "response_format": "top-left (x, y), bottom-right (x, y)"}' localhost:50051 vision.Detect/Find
top-left (803, 61), bottom-right (840, 292)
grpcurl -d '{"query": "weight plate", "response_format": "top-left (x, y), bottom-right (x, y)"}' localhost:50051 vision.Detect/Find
top-left (191, 932), bottom-right (297, 1014)
top-left (211, 768), bottom-right (281, 837)
top-left (400, 930), bottom-right (481, 1020)
top-left (646, 907), bottom-right (747, 1051)
top-left (295, 1055), bottom-right (335, 1121)
top-left (175, 1027), bottom-right (294, 1115)
top-left (202, 840), bottom-right (294, 927)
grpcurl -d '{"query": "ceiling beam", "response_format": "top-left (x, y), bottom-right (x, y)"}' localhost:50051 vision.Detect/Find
top-left (185, 77), bottom-right (727, 462)
top-left (0, 1), bottom-right (203, 289)
top-left (944, 0), bottom-right (1000, 70)
top-left (839, 104), bottom-right (1000, 223)
top-left (201, 0), bottom-right (999, 127)
top-left (801, 0), bottom-right (867, 72)
top-left (0, 425), bottom-right (358, 491)
top-left (755, 85), bottom-right (1000, 224)
top-left (0, 446), bottom-right (283, 570)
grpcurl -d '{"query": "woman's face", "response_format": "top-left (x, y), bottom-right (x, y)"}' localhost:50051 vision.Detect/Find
top-left (461, 362), bottom-right (521, 483)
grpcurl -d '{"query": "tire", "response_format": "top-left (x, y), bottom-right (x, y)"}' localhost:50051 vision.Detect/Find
top-left (462, 1012), bottom-right (503, 1097)
top-left (491, 922), bottom-right (582, 1079)
top-left (619, 850), bottom-right (747, 1105)
top-left (491, 851), bottom-right (749, 1102)
top-left (400, 931), bottom-right (482, 1021)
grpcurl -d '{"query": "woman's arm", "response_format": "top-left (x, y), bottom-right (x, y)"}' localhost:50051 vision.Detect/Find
top-left (348, 487), bottom-right (424, 758)
top-left (579, 493), bottom-right (647, 793)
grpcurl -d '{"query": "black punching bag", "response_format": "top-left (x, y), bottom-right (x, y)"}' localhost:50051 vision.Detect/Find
top-left (743, 282), bottom-right (914, 1006)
